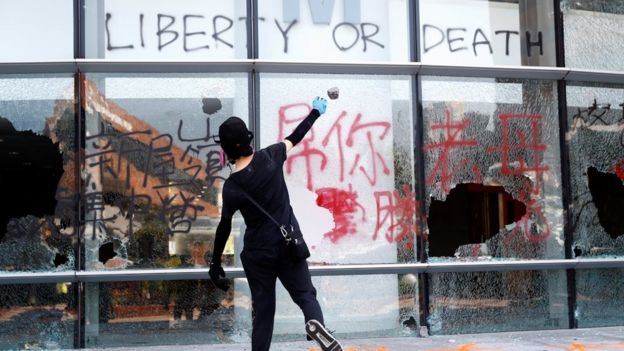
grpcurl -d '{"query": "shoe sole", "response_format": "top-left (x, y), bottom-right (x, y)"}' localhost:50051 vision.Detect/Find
top-left (305, 319), bottom-right (343, 351)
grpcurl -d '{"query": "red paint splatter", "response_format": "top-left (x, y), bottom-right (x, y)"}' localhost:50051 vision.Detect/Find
top-left (315, 185), bottom-right (366, 243)
top-left (615, 160), bottom-right (624, 181)
top-left (424, 110), bottom-right (479, 193)
top-left (504, 189), bottom-right (551, 245)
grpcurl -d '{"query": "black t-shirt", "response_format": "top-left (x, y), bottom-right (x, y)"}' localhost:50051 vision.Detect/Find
top-left (221, 142), bottom-right (300, 249)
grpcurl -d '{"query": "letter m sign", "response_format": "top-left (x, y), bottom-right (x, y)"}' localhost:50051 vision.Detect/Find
top-left (283, 0), bottom-right (361, 24)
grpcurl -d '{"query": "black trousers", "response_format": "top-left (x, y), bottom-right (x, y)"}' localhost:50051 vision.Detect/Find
top-left (241, 245), bottom-right (324, 351)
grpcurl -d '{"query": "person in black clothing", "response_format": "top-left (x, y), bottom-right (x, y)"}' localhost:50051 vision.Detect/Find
top-left (209, 97), bottom-right (343, 351)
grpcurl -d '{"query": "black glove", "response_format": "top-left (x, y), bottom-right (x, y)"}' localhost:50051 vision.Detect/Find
top-left (209, 262), bottom-right (230, 291)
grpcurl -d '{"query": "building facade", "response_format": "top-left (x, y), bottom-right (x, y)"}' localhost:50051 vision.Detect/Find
top-left (0, 0), bottom-right (623, 349)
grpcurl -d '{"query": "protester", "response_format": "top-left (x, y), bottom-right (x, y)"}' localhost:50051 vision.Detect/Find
top-left (209, 97), bottom-right (343, 351)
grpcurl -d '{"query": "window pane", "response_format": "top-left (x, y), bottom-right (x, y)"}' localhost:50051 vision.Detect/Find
top-left (259, 74), bottom-right (417, 264)
top-left (84, 0), bottom-right (248, 59)
top-left (562, 1), bottom-right (624, 71)
top-left (258, 0), bottom-right (410, 62)
top-left (428, 270), bottom-right (568, 334)
top-left (0, 283), bottom-right (76, 349)
top-left (0, 1), bottom-right (74, 61)
top-left (84, 274), bottom-right (418, 347)
top-left (0, 75), bottom-right (76, 273)
top-left (82, 73), bottom-right (248, 271)
top-left (576, 268), bottom-right (624, 328)
top-left (566, 82), bottom-right (624, 258)
top-left (419, 0), bottom-right (556, 66)
top-left (421, 77), bottom-right (564, 260)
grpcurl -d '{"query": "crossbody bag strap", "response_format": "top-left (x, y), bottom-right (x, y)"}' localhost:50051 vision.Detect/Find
top-left (228, 178), bottom-right (291, 240)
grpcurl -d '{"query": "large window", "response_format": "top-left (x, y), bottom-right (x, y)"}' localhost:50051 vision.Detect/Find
top-left (419, 0), bottom-right (556, 66)
top-left (82, 73), bottom-right (248, 271)
top-left (0, 75), bottom-right (76, 273)
top-left (421, 77), bottom-right (564, 260)
top-left (1, 0), bottom-right (624, 349)
top-left (0, 1), bottom-right (74, 61)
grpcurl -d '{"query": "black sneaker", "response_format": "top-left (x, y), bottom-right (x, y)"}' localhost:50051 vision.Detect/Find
top-left (305, 319), bottom-right (343, 351)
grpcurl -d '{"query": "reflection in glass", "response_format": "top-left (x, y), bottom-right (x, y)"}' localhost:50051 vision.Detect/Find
top-left (428, 270), bottom-right (568, 334)
top-left (0, 283), bottom-right (76, 349)
top-left (566, 83), bottom-right (624, 257)
top-left (421, 77), bottom-right (564, 261)
top-left (82, 73), bottom-right (248, 271)
top-left (419, 0), bottom-right (556, 66)
top-left (85, 275), bottom-right (418, 347)
top-left (0, 76), bottom-right (76, 273)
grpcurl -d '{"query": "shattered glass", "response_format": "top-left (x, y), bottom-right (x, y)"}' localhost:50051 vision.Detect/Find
top-left (84, 274), bottom-right (418, 347)
top-left (0, 75), bottom-right (76, 273)
top-left (567, 83), bottom-right (624, 257)
top-left (82, 73), bottom-right (248, 272)
top-left (576, 268), bottom-right (624, 327)
top-left (421, 77), bottom-right (564, 261)
top-left (428, 270), bottom-right (569, 334)
top-left (0, 283), bottom-right (76, 349)
top-left (562, 0), bottom-right (624, 72)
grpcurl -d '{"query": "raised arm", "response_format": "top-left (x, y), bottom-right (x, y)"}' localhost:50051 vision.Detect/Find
top-left (284, 97), bottom-right (327, 152)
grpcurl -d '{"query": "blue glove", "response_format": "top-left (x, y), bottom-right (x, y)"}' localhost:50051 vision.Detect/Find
top-left (312, 97), bottom-right (327, 115)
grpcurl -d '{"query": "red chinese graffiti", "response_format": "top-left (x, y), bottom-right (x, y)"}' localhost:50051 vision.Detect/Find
top-left (424, 110), bottom-right (479, 193)
top-left (615, 160), bottom-right (624, 181)
top-left (315, 185), bottom-right (366, 243)
top-left (504, 188), bottom-right (551, 244)
top-left (279, 103), bottom-right (391, 190)
top-left (487, 114), bottom-right (549, 195)
top-left (373, 184), bottom-right (423, 251)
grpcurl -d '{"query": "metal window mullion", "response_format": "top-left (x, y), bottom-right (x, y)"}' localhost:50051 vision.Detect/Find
top-left (411, 0), bottom-right (431, 334)
top-left (553, 0), bottom-right (577, 330)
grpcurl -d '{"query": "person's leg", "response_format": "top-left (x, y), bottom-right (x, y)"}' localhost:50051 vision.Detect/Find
top-left (278, 258), bottom-right (342, 350)
top-left (241, 250), bottom-right (278, 351)
top-left (277, 257), bottom-right (324, 324)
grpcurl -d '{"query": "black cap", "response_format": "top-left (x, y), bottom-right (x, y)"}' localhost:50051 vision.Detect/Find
top-left (217, 116), bottom-right (253, 162)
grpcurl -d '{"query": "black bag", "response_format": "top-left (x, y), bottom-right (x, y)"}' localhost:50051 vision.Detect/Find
top-left (231, 180), bottom-right (310, 262)
top-left (280, 225), bottom-right (311, 261)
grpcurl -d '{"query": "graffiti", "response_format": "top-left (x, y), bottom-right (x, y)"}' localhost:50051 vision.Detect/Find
top-left (315, 185), bottom-right (366, 243)
top-left (570, 99), bottom-right (624, 147)
top-left (82, 80), bottom-right (226, 241)
top-left (487, 114), bottom-right (549, 195)
top-left (424, 109), bottom-right (479, 193)
top-left (106, 11), bottom-right (385, 54)
top-left (373, 184), bottom-right (422, 250)
top-left (280, 102), bottom-right (391, 190)
top-left (423, 24), bottom-right (544, 57)
top-left (615, 160), bottom-right (624, 181)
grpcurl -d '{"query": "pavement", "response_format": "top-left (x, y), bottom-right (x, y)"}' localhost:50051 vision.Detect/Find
top-left (84, 326), bottom-right (624, 351)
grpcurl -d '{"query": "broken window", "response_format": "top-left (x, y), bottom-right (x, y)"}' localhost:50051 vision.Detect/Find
top-left (428, 183), bottom-right (526, 257)
top-left (82, 73), bottom-right (248, 271)
top-left (566, 83), bottom-right (624, 257)
top-left (0, 76), bottom-right (76, 273)
top-left (422, 77), bottom-right (565, 260)
top-left (428, 269), bottom-right (568, 334)
top-left (576, 268), bottom-right (624, 328)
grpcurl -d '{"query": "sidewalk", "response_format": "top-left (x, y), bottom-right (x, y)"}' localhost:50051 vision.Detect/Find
top-left (85, 326), bottom-right (624, 351)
